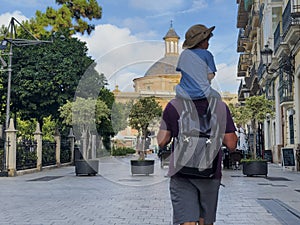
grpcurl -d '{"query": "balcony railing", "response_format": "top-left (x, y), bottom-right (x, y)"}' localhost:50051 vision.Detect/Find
top-left (256, 61), bottom-right (265, 81)
top-left (278, 70), bottom-right (293, 103)
top-left (237, 53), bottom-right (251, 77)
top-left (266, 80), bottom-right (275, 100)
top-left (291, 0), bottom-right (300, 17)
top-left (237, 28), bottom-right (250, 52)
top-left (274, 22), bottom-right (281, 53)
top-left (248, 63), bottom-right (257, 90)
top-left (259, 3), bottom-right (265, 25)
top-left (282, 0), bottom-right (300, 38)
top-left (250, 0), bottom-right (259, 28)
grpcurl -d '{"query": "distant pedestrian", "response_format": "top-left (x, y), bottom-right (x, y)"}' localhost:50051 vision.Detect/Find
top-left (175, 24), bottom-right (221, 100)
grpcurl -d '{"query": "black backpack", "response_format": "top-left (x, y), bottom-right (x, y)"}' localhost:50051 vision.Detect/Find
top-left (173, 97), bottom-right (225, 178)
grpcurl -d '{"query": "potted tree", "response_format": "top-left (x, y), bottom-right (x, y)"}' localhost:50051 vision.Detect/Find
top-left (59, 97), bottom-right (110, 175)
top-left (128, 96), bottom-right (162, 175)
top-left (230, 95), bottom-right (274, 177)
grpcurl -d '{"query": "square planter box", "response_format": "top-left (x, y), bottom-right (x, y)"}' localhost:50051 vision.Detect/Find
top-left (130, 160), bottom-right (155, 175)
top-left (75, 159), bottom-right (99, 176)
top-left (242, 161), bottom-right (268, 177)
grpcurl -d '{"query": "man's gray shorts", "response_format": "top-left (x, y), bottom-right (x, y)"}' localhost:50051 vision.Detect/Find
top-left (170, 176), bottom-right (221, 224)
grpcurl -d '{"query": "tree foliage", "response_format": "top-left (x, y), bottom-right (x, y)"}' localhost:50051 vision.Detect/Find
top-left (24, 0), bottom-right (102, 37)
top-left (244, 95), bottom-right (274, 123)
top-left (0, 35), bottom-right (106, 125)
top-left (59, 97), bottom-right (110, 131)
top-left (16, 115), bottom-right (57, 141)
top-left (111, 101), bottom-right (132, 134)
top-left (228, 103), bottom-right (250, 127)
top-left (129, 97), bottom-right (162, 137)
top-left (232, 95), bottom-right (274, 158)
top-left (129, 97), bottom-right (162, 159)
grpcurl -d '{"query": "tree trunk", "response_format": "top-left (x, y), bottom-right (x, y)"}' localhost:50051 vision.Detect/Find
top-left (252, 120), bottom-right (257, 159)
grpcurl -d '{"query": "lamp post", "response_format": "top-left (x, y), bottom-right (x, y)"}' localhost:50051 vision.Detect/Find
top-left (0, 17), bottom-right (52, 176)
top-left (260, 44), bottom-right (294, 77)
top-left (260, 45), bottom-right (273, 74)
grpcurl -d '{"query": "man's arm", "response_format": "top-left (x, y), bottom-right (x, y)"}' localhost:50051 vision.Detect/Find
top-left (157, 129), bottom-right (171, 148)
top-left (223, 132), bottom-right (238, 152)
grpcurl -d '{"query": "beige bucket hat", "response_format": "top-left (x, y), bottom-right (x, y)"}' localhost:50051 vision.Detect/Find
top-left (182, 24), bottom-right (215, 49)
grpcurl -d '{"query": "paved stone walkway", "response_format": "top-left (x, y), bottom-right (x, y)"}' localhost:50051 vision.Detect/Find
top-left (0, 154), bottom-right (300, 225)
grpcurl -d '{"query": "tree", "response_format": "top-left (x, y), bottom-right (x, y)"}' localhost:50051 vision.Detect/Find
top-left (0, 35), bottom-right (107, 126)
top-left (24, 0), bottom-right (102, 37)
top-left (228, 103), bottom-right (251, 128)
top-left (111, 101), bottom-right (132, 134)
top-left (96, 88), bottom-right (116, 150)
top-left (236, 95), bottom-right (274, 158)
top-left (0, 0), bottom-right (103, 125)
top-left (59, 97), bottom-right (110, 159)
top-left (129, 96), bottom-right (162, 159)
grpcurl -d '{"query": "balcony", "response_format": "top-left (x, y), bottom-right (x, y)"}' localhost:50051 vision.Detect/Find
top-left (278, 71), bottom-right (293, 104)
top-left (237, 53), bottom-right (251, 77)
top-left (256, 61), bottom-right (265, 82)
top-left (238, 77), bottom-right (251, 102)
top-left (237, 28), bottom-right (251, 52)
top-left (248, 63), bottom-right (260, 94)
top-left (282, 0), bottom-right (300, 42)
top-left (273, 23), bottom-right (281, 53)
top-left (265, 79), bottom-right (275, 101)
top-left (258, 3), bottom-right (265, 26)
top-left (291, 0), bottom-right (300, 17)
top-left (250, 0), bottom-right (260, 28)
top-left (237, 0), bottom-right (250, 28)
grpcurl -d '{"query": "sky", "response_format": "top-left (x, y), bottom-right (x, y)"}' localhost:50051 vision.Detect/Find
top-left (0, 0), bottom-right (241, 94)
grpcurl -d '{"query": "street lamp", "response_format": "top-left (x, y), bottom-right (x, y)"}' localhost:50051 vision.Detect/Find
top-left (260, 44), bottom-right (294, 77)
top-left (260, 45), bottom-right (273, 72)
top-left (0, 17), bottom-right (52, 176)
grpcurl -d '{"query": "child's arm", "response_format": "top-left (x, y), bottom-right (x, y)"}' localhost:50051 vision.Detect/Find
top-left (208, 72), bottom-right (215, 84)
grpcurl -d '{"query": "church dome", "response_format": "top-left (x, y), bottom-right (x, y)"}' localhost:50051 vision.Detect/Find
top-left (144, 24), bottom-right (180, 77)
top-left (144, 55), bottom-right (179, 76)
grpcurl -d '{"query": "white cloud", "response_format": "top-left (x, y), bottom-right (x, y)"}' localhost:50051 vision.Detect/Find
top-left (77, 24), bottom-right (239, 93)
top-left (0, 11), bottom-right (28, 27)
top-left (77, 24), bottom-right (139, 58)
top-left (121, 17), bottom-right (148, 32)
top-left (213, 63), bottom-right (239, 93)
top-left (76, 24), bottom-right (165, 91)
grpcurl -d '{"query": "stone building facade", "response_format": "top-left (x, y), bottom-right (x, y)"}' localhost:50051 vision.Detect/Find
top-left (236, 0), bottom-right (300, 170)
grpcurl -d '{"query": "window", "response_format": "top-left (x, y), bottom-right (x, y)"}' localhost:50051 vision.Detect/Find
top-left (289, 115), bottom-right (294, 144)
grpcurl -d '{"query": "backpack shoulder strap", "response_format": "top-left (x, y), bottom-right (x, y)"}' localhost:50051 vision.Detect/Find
top-left (182, 99), bottom-right (193, 112)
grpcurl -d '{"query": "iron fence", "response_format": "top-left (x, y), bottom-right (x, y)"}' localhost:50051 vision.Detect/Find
top-left (42, 141), bottom-right (56, 166)
top-left (16, 140), bottom-right (37, 170)
top-left (61, 139), bottom-right (71, 164)
top-left (0, 139), bottom-right (5, 171)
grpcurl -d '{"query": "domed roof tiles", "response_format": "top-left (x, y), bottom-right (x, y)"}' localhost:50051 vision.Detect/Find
top-left (144, 55), bottom-right (179, 76)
